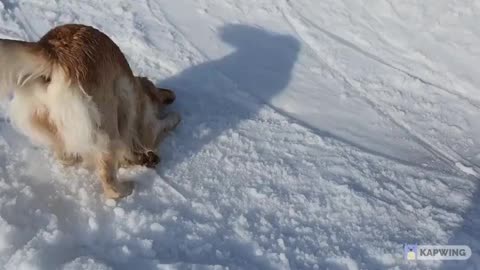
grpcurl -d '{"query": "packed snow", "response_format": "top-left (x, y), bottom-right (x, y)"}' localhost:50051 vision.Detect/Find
top-left (0, 0), bottom-right (479, 269)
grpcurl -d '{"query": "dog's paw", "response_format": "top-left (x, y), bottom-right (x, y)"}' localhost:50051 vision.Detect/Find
top-left (56, 152), bottom-right (82, 166)
top-left (104, 181), bottom-right (135, 199)
top-left (138, 151), bottom-right (161, 168)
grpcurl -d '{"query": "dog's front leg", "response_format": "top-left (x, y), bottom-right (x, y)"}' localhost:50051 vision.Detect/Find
top-left (96, 151), bottom-right (134, 199)
top-left (119, 150), bottom-right (160, 168)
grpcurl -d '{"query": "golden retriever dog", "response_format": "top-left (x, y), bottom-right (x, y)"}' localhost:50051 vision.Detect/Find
top-left (0, 24), bottom-right (181, 199)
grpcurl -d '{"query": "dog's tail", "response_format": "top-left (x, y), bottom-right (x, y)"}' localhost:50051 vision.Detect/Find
top-left (0, 39), bottom-right (52, 98)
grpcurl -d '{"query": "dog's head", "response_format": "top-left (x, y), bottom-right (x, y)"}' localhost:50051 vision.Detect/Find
top-left (135, 76), bottom-right (176, 114)
top-left (133, 76), bottom-right (179, 155)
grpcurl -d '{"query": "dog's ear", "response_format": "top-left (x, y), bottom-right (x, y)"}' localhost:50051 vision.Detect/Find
top-left (138, 77), bottom-right (176, 105)
top-left (146, 86), bottom-right (175, 105)
top-left (155, 88), bottom-right (176, 105)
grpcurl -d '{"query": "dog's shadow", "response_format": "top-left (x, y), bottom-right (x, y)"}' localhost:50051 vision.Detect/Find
top-left (127, 24), bottom-right (301, 269)
top-left (155, 24), bottom-right (300, 175)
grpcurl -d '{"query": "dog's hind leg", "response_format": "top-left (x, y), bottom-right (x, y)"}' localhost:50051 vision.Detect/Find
top-left (96, 97), bottom-right (135, 199)
top-left (96, 115), bottom-right (134, 198)
top-left (31, 107), bottom-right (81, 165)
top-left (96, 149), bottom-right (134, 199)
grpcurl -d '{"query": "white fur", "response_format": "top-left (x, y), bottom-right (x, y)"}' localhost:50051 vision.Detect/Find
top-left (9, 81), bottom-right (53, 147)
top-left (0, 41), bottom-right (51, 99)
top-left (47, 68), bottom-right (107, 154)
top-left (9, 66), bottom-right (108, 158)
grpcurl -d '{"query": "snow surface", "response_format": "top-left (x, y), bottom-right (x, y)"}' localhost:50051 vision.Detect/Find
top-left (0, 0), bottom-right (479, 269)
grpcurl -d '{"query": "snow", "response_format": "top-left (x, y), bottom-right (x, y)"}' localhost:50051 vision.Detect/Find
top-left (0, 0), bottom-right (479, 269)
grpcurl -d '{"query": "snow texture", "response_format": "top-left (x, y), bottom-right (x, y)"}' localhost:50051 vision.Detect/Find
top-left (0, 0), bottom-right (479, 269)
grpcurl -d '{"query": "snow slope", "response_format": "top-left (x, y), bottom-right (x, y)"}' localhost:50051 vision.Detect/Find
top-left (0, 0), bottom-right (479, 269)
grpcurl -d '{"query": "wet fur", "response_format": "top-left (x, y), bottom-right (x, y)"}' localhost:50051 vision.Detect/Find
top-left (0, 24), bottom-right (180, 199)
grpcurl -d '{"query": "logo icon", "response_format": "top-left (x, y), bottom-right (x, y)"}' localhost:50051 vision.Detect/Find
top-left (404, 244), bottom-right (418, 260)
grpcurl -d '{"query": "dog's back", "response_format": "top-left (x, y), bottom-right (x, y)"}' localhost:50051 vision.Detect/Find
top-left (38, 24), bottom-right (133, 91)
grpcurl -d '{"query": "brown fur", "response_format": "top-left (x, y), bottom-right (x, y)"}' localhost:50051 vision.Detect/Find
top-left (38, 24), bottom-right (133, 91)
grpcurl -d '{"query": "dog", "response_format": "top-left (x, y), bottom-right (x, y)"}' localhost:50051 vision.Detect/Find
top-left (0, 24), bottom-right (181, 199)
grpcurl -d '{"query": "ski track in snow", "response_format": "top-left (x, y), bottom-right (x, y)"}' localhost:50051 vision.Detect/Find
top-left (0, 0), bottom-right (479, 269)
